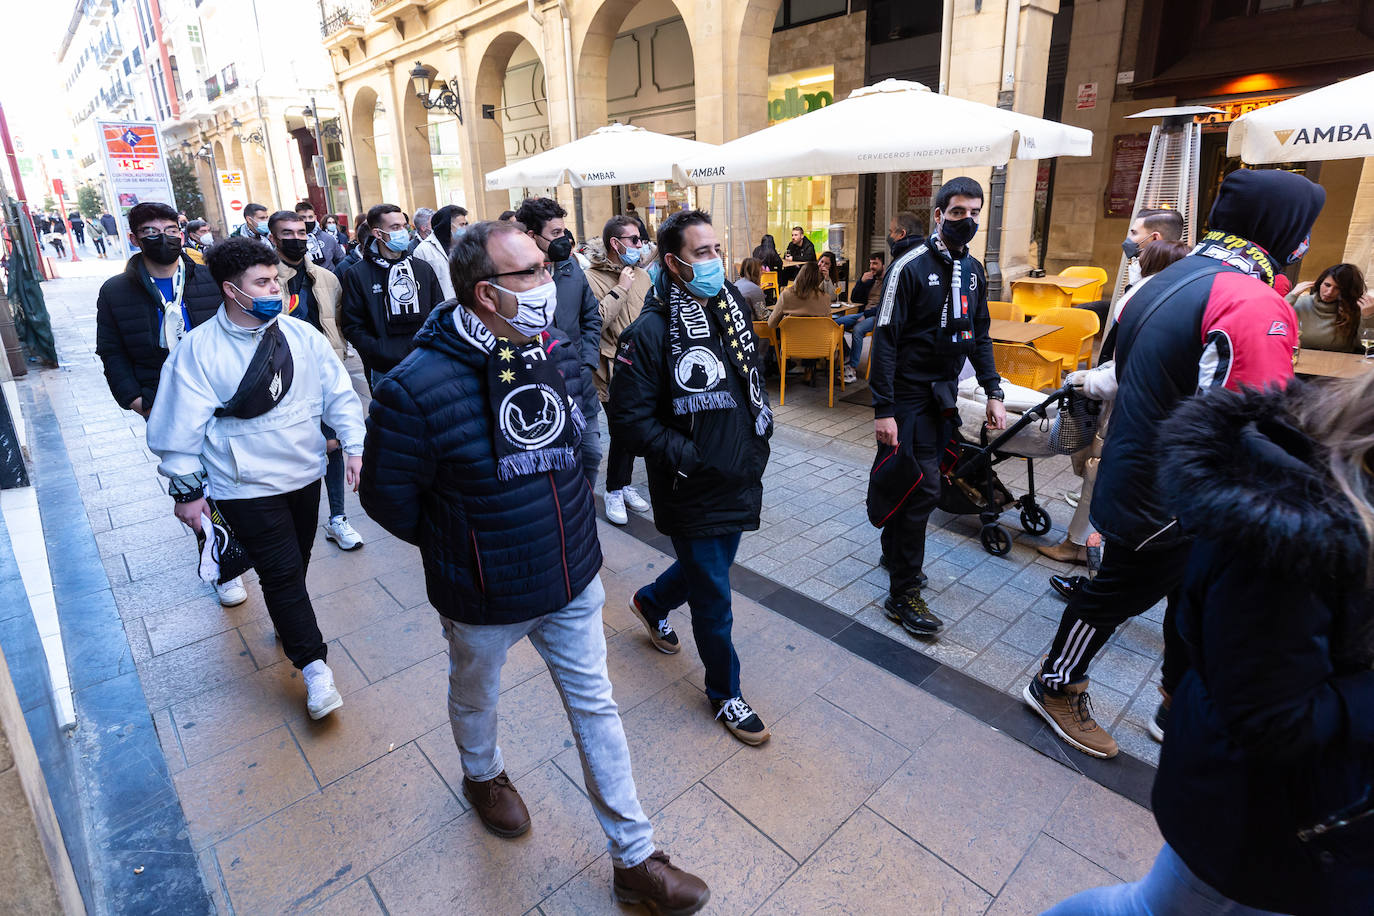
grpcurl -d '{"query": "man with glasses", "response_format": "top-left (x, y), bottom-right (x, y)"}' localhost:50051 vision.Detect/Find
top-left (339, 203), bottom-right (445, 389)
top-left (514, 197), bottom-right (603, 489)
top-left (584, 215), bottom-right (654, 525)
top-left (94, 201), bottom-right (248, 606)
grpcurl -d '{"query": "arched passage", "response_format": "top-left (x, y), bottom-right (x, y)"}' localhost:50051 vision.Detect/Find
top-left (473, 31), bottom-right (553, 217)
top-left (349, 85), bottom-right (384, 215)
top-left (397, 71), bottom-right (438, 211)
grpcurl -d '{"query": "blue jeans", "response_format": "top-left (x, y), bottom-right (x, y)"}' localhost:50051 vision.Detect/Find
top-left (637, 533), bottom-right (743, 702)
top-left (439, 576), bottom-right (654, 868)
top-left (836, 314), bottom-right (876, 369)
top-left (1044, 844), bottom-right (1284, 916)
top-left (580, 395), bottom-right (602, 492)
top-left (320, 422), bottom-right (345, 518)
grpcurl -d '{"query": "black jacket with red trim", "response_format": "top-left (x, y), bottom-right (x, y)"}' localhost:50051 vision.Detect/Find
top-left (358, 302), bottom-right (601, 625)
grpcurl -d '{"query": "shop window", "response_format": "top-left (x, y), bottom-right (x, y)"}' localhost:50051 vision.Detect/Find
top-left (773, 0), bottom-right (847, 32)
top-left (869, 0), bottom-right (943, 43)
top-left (1214, 0), bottom-right (1337, 15)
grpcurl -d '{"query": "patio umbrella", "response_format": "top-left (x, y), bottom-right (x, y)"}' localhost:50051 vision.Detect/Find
top-left (485, 123), bottom-right (719, 191)
top-left (672, 79), bottom-right (1094, 185)
top-left (1228, 71), bottom-right (1374, 164)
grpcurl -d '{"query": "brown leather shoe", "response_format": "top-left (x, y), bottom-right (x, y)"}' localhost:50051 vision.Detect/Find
top-left (462, 771), bottom-right (531, 838)
top-left (613, 850), bottom-right (710, 916)
top-left (1036, 538), bottom-right (1088, 566)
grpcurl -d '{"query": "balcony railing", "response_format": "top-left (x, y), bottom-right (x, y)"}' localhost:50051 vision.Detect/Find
top-left (321, 2), bottom-right (364, 38)
top-left (205, 76), bottom-right (220, 101)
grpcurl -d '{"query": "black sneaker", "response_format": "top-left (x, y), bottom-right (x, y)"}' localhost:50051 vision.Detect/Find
top-left (884, 589), bottom-right (944, 637)
top-left (629, 592), bottom-right (680, 655)
top-left (1050, 574), bottom-right (1087, 602)
top-left (712, 696), bottom-right (770, 746)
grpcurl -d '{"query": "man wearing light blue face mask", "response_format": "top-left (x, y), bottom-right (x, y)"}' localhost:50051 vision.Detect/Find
top-left (234, 203), bottom-right (275, 249)
top-left (339, 202), bottom-right (446, 390)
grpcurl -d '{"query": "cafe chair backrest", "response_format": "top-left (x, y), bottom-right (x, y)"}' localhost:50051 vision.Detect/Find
top-left (1059, 266), bottom-right (1108, 305)
top-left (988, 300), bottom-right (1023, 322)
top-left (1035, 307), bottom-right (1101, 371)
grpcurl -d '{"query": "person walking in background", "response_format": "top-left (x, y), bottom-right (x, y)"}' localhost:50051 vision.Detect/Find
top-left (325, 215), bottom-right (349, 249)
top-left (514, 197), bottom-right (603, 490)
top-left (751, 234), bottom-right (782, 272)
top-left (734, 257), bottom-right (767, 319)
top-left (584, 214), bottom-right (654, 526)
top-left (359, 221), bottom-right (711, 915)
top-left (412, 204), bottom-right (459, 301)
top-left (147, 237), bottom-right (365, 721)
top-left (1024, 169), bottom-right (1324, 760)
top-left (295, 201), bottom-right (343, 272)
top-left (1285, 263), bottom-right (1373, 353)
top-left (408, 207), bottom-right (434, 256)
top-left (100, 210), bottom-right (121, 256)
top-left (183, 220), bottom-right (213, 263)
top-left (1046, 375), bottom-right (1374, 916)
top-left (68, 210), bottom-right (85, 247)
top-left (870, 186), bottom-right (1006, 641)
top-left (234, 203), bottom-right (275, 249)
top-left (609, 209), bottom-right (774, 747)
top-left (337, 220), bottom-right (368, 272)
top-left (88, 217), bottom-right (107, 258)
top-left (339, 204), bottom-right (445, 389)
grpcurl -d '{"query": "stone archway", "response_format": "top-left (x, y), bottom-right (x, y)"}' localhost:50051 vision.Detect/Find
top-left (472, 30), bottom-right (552, 218)
top-left (397, 70), bottom-right (438, 211)
top-left (349, 85), bottom-right (384, 214)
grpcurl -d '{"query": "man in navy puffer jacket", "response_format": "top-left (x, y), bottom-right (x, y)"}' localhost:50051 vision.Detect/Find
top-left (359, 221), bottom-right (710, 916)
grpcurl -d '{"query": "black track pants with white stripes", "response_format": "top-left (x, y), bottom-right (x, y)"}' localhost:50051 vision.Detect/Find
top-left (1039, 539), bottom-right (1191, 693)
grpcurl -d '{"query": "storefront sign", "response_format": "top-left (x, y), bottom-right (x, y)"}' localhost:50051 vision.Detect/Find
top-left (1194, 94), bottom-right (1296, 133)
top-left (217, 169), bottom-right (247, 226)
top-left (1103, 133), bottom-right (1151, 218)
top-left (768, 67), bottom-right (835, 125)
top-left (96, 121), bottom-right (176, 241)
top-left (1076, 83), bottom-right (1098, 111)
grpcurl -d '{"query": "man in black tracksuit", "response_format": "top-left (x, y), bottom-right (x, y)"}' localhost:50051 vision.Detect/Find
top-left (870, 179), bottom-right (1005, 638)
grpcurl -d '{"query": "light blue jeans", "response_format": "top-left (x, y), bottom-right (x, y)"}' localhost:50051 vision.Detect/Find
top-left (1044, 843), bottom-right (1284, 915)
top-left (836, 313), bottom-right (876, 368)
top-left (439, 575), bottom-right (655, 868)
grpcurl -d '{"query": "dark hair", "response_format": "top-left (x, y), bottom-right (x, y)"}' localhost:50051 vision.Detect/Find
top-left (792, 260), bottom-right (823, 298)
top-left (603, 214), bottom-right (640, 253)
top-left (739, 257), bottom-right (762, 285)
top-left (935, 176), bottom-right (984, 211)
top-left (353, 219), bottom-right (369, 241)
top-left (127, 202), bottom-right (179, 233)
top-left (514, 197), bottom-right (566, 235)
top-left (656, 209), bottom-right (714, 296)
top-left (267, 209), bottom-right (304, 233)
top-left (294, 200), bottom-right (316, 214)
top-left (431, 205), bottom-right (459, 251)
top-left (1136, 208), bottom-right (1185, 242)
top-left (792, 225), bottom-right (804, 234)
top-left (819, 250), bottom-right (837, 272)
top-left (498, 210), bottom-right (517, 221)
top-left (757, 234), bottom-right (778, 252)
top-left (454, 207), bottom-right (468, 217)
top-left (1314, 263), bottom-right (1369, 345)
top-left (869, 252), bottom-right (885, 265)
top-left (186, 219), bottom-right (208, 234)
top-left (450, 220), bottom-right (525, 307)
top-left (243, 203), bottom-right (267, 218)
top-left (366, 203), bottom-right (403, 228)
top-left (206, 236), bottom-right (279, 288)
top-left (892, 210), bottom-right (924, 239)
top-left (1137, 239), bottom-right (1190, 278)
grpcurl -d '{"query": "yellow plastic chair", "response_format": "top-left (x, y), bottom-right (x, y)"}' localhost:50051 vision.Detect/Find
top-left (778, 316), bottom-right (845, 407)
top-left (751, 320), bottom-right (776, 352)
top-left (1011, 282), bottom-right (1073, 320)
top-left (1059, 266), bottom-right (1108, 305)
top-left (1035, 307), bottom-right (1101, 371)
top-left (993, 342), bottom-right (1062, 391)
top-left (988, 300), bottom-right (1023, 322)
top-left (862, 329), bottom-right (876, 380)
top-left (760, 270), bottom-right (779, 296)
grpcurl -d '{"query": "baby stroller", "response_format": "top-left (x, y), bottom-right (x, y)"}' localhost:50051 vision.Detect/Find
top-left (939, 385), bottom-right (1077, 556)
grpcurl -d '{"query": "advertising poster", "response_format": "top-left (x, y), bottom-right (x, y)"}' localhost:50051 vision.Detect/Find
top-left (96, 120), bottom-right (176, 242)
top-left (217, 169), bottom-right (246, 228)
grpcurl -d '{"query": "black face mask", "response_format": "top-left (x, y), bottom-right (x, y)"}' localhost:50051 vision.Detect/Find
top-left (547, 234), bottom-right (574, 263)
top-left (141, 235), bottom-right (183, 266)
top-left (1121, 238), bottom-right (1141, 260)
top-left (887, 234), bottom-right (902, 254)
top-left (939, 217), bottom-right (978, 250)
top-left (303, 221), bottom-right (317, 234)
top-left (279, 238), bottom-right (309, 261)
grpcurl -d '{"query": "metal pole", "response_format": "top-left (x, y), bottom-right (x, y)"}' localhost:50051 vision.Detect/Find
top-left (310, 96), bottom-right (334, 215)
top-left (204, 147), bottom-right (230, 238)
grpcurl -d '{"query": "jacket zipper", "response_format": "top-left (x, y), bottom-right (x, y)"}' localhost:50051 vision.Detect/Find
top-left (549, 473), bottom-right (572, 601)
top-left (469, 531), bottom-right (486, 594)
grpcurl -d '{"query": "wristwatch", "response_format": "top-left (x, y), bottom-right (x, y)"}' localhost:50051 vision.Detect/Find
top-left (987, 388), bottom-right (1006, 401)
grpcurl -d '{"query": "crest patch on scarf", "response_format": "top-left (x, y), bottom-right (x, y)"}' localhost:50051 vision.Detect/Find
top-left (664, 284), bottom-right (772, 436)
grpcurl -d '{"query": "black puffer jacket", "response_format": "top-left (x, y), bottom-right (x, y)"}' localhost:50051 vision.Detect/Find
top-left (607, 284), bottom-right (770, 538)
top-left (338, 239), bottom-right (445, 376)
top-left (359, 303), bottom-right (602, 625)
top-left (94, 253), bottom-right (223, 410)
top-left (1154, 383), bottom-right (1374, 914)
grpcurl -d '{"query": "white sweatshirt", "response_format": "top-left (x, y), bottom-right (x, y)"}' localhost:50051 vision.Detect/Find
top-left (146, 306), bottom-right (366, 501)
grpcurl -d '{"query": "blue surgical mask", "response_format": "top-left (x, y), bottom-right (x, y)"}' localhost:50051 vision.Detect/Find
top-left (384, 228), bottom-right (411, 253)
top-left (452, 224), bottom-right (468, 240)
top-left (231, 283), bottom-right (283, 321)
top-left (678, 255), bottom-right (724, 298)
top-left (253, 221), bottom-right (269, 236)
top-left (618, 240), bottom-right (642, 266)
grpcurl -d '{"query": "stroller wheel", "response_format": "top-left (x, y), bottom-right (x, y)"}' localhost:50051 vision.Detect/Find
top-left (1019, 505), bottom-right (1053, 536)
top-left (980, 524), bottom-right (1012, 556)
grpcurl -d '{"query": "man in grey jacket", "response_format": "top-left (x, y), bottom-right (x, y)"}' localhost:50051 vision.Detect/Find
top-left (514, 196), bottom-right (603, 487)
top-left (146, 237), bottom-right (366, 720)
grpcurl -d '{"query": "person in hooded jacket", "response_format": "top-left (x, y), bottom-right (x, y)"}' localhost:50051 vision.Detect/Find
top-left (412, 204), bottom-right (463, 302)
top-left (584, 215), bottom-right (654, 526)
top-left (1046, 376), bottom-right (1374, 916)
top-left (1024, 168), bottom-right (1325, 761)
top-left (609, 209), bottom-right (774, 747)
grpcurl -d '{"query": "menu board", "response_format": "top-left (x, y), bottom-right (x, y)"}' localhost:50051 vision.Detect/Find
top-left (1103, 133), bottom-right (1151, 218)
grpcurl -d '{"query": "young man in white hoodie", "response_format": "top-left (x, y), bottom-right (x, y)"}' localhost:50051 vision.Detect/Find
top-left (146, 237), bottom-right (367, 719)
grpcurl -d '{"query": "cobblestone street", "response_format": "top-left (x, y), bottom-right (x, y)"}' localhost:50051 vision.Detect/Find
top-left (1, 261), bottom-right (1167, 913)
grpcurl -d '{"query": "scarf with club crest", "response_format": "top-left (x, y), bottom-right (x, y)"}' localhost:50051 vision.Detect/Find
top-left (664, 282), bottom-right (772, 437)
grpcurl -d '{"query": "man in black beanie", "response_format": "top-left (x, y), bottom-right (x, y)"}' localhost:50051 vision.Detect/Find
top-left (1024, 169), bottom-right (1325, 759)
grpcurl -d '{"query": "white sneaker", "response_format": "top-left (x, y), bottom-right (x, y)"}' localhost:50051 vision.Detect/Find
top-left (324, 515), bottom-right (364, 551)
top-left (303, 660), bottom-right (343, 719)
top-left (604, 489), bottom-right (628, 525)
top-left (843, 366), bottom-right (857, 384)
top-left (215, 576), bottom-right (248, 607)
top-left (621, 485), bottom-right (650, 514)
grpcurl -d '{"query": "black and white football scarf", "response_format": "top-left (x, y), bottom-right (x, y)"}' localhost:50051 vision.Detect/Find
top-left (665, 283), bottom-right (771, 437)
top-left (367, 241), bottom-right (423, 331)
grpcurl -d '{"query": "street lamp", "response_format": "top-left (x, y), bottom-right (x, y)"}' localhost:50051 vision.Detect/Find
top-left (231, 118), bottom-right (266, 148)
top-left (301, 98), bottom-right (335, 216)
top-left (409, 62), bottom-right (462, 122)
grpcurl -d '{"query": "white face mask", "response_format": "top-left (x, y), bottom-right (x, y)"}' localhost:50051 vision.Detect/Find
top-left (489, 279), bottom-right (558, 337)
top-left (199, 233), bottom-right (213, 246)
top-left (1127, 259), bottom-right (1142, 286)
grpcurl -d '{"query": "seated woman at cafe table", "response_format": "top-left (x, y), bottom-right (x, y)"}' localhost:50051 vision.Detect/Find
top-left (818, 250), bottom-right (840, 302)
top-left (769, 260), bottom-right (834, 383)
top-left (735, 257), bottom-right (768, 320)
top-left (1286, 263), bottom-right (1374, 353)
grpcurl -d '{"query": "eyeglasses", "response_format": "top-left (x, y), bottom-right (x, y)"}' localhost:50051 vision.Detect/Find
top-left (480, 262), bottom-right (553, 282)
top-left (136, 228), bottom-right (182, 240)
top-left (617, 235), bottom-right (644, 245)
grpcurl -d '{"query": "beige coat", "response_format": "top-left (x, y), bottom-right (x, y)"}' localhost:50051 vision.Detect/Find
top-left (768, 286), bottom-right (832, 329)
top-left (279, 259), bottom-right (345, 360)
top-left (584, 247), bottom-right (653, 402)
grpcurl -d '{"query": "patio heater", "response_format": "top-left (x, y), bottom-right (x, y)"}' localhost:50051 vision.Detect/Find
top-left (1107, 106), bottom-right (1220, 313)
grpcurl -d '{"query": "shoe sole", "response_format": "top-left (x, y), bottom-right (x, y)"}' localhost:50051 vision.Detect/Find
top-left (629, 598), bottom-right (680, 655)
top-left (461, 785), bottom-right (532, 838)
top-left (884, 605), bottom-right (942, 638)
top-left (217, 592), bottom-right (248, 608)
top-left (722, 720), bottom-right (771, 747)
top-left (1021, 683), bottom-right (1117, 759)
top-left (605, 511), bottom-right (629, 526)
top-left (308, 693), bottom-right (343, 720)
top-left (614, 885), bottom-right (711, 916)
top-left (324, 528), bottom-right (364, 551)
top-left (1147, 719), bottom-right (1165, 743)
